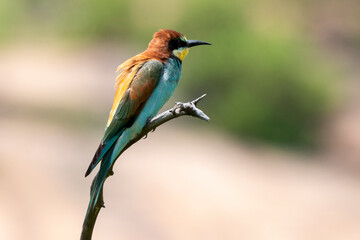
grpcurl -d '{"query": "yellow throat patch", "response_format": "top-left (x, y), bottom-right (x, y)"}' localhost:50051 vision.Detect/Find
top-left (173, 47), bottom-right (189, 61)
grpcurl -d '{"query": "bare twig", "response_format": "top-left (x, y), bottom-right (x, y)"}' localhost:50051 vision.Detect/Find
top-left (81, 94), bottom-right (209, 240)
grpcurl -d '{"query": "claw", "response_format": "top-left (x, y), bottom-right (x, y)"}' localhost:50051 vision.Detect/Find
top-left (151, 128), bottom-right (156, 132)
top-left (143, 133), bottom-right (148, 139)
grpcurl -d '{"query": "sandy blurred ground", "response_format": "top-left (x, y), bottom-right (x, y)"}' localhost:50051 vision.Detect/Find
top-left (1, 43), bottom-right (360, 240)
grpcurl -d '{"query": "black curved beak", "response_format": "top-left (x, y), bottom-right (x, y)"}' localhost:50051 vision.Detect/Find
top-left (187, 40), bottom-right (211, 48)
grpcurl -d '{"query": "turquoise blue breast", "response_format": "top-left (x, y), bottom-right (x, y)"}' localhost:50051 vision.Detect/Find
top-left (131, 57), bottom-right (182, 129)
top-left (162, 56), bottom-right (182, 85)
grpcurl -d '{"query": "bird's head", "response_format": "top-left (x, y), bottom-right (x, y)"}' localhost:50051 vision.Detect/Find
top-left (146, 29), bottom-right (211, 61)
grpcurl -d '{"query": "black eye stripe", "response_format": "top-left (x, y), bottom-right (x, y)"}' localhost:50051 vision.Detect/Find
top-left (169, 38), bottom-right (187, 50)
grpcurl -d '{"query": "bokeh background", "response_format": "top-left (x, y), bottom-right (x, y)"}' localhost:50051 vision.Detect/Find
top-left (1, 0), bottom-right (360, 239)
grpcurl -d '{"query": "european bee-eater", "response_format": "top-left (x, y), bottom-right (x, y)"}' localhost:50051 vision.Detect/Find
top-left (84, 29), bottom-right (210, 217)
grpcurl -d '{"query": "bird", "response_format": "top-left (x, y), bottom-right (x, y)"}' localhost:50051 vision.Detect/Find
top-left (84, 29), bottom-right (210, 218)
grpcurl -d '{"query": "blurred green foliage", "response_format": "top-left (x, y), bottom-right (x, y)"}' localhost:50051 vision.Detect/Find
top-left (1, 0), bottom-right (337, 147)
top-left (176, 0), bottom-right (335, 147)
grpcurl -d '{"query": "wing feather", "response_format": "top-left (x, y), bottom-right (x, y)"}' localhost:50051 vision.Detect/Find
top-left (85, 59), bottom-right (163, 176)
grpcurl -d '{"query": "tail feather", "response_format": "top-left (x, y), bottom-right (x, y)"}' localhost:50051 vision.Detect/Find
top-left (85, 143), bottom-right (104, 177)
top-left (84, 150), bottom-right (113, 222)
top-left (85, 130), bottom-right (123, 177)
top-left (83, 127), bottom-right (127, 225)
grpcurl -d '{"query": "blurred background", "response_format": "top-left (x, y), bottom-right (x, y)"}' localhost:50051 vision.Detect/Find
top-left (1, 0), bottom-right (360, 239)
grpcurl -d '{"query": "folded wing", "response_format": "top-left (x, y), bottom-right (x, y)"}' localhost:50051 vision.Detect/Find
top-left (85, 59), bottom-right (163, 176)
